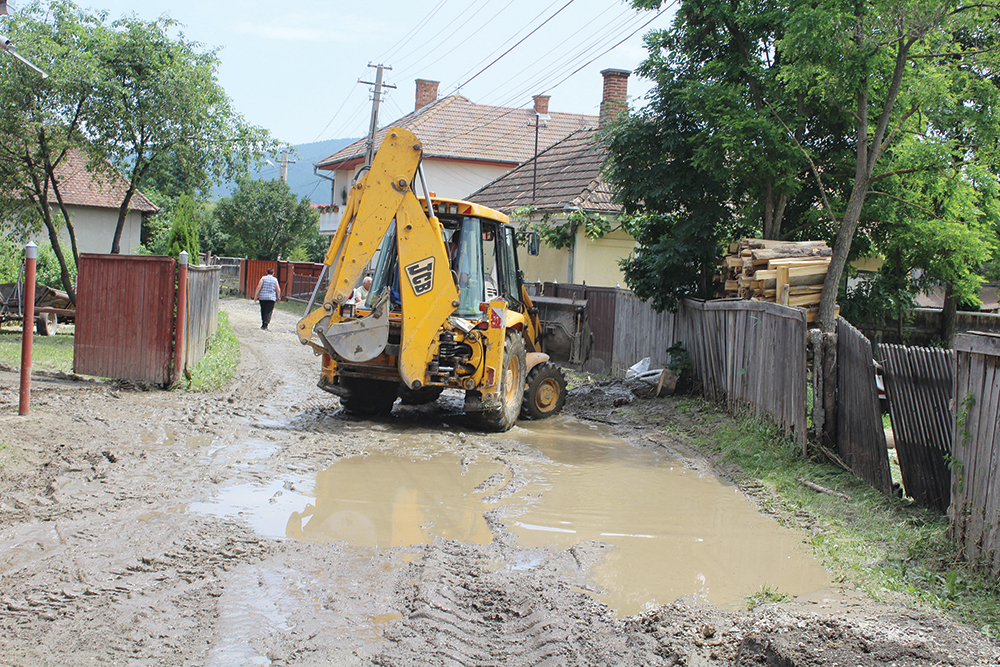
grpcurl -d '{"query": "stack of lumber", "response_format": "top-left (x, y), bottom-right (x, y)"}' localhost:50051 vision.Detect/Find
top-left (718, 239), bottom-right (835, 321)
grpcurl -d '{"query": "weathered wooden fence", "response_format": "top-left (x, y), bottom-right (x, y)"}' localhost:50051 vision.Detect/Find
top-left (74, 254), bottom-right (177, 385)
top-left (611, 290), bottom-right (677, 377)
top-left (878, 343), bottom-right (955, 512)
top-left (950, 332), bottom-right (1000, 572)
top-left (835, 319), bottom-right (893, 494)
top-left (677, 299), bottom-right (808, 446)
top-left (184, 265), bottom-right (221, 372)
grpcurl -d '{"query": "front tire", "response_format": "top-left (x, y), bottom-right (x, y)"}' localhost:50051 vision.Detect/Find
top-left (476, 332), bottom-right (526, 432)
top-left (521, 362), bottom-right (566, 420)
top-left (340, 377), bottom-right (398, 416)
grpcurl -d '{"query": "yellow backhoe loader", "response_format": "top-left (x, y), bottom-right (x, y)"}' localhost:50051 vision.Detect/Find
top-left (297, 127), bottom-right (570, 431)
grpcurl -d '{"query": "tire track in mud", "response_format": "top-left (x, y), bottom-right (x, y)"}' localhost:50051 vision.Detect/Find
top-left (374, 540), bottom-right (668, 666)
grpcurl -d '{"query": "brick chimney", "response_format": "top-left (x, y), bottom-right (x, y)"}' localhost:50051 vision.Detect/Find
top-left (599, 68), bottom-right (630, 128)
top-left (415, 79), bottom-right (439, 112)
top-left (533, 95), bottom-right (550, 116)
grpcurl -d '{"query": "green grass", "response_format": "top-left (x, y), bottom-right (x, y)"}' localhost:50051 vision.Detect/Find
top-left (0, 323), bottom-right (75, 373)
top-left (692, 408), bottom-right (1000, 638)
top-left (744, 584), bottom-right (792, 609)
top-left (183, 311), bottom-right (240, 391)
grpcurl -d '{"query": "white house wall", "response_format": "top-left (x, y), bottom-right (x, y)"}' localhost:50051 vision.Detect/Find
top-left (61, 205), bottom-right (144, 255)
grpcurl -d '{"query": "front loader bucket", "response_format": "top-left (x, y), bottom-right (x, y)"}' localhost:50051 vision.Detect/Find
top-left (530, 295), bottom-right (591, 368)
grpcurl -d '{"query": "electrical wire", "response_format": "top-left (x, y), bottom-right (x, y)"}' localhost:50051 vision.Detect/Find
top-left (455, 0), bottom-right (576, 92)
top-left (376, 0), bottom-right (449, 64)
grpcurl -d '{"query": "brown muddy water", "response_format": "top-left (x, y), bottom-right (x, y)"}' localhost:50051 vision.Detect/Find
top-left (191, 415), bottom-right (831, 617)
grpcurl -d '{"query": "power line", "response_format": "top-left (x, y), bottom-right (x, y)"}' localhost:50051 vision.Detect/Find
top-left (456, 0), bottom-right (575, 92)
top-left (376, 0), bottom-right (449, 64)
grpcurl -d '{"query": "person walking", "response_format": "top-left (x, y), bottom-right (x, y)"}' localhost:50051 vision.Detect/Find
top-left (254, 268), bottom-right (281, 330)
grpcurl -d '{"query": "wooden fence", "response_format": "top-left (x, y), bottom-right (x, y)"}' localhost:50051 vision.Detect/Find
top-left (836, 319), bottom-right (892, 495)
top-left (878, 343), bottom-right (955, 512)
top-left (74, 255), bottom-right (221, 385)
top-left (74, 255), bottom-right (177, 385)
top-left (678, 299), bottom-right (808, 446)
top-left (184, 266), bottom-right (221, 372)
top-left (950, 332), bottom-right (1000, 572)
top-left (611, 291), bottom-right (677, 377)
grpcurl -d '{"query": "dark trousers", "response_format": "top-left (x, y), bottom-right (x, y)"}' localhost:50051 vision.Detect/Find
top-left (260, 299), bottom-right (276, 328)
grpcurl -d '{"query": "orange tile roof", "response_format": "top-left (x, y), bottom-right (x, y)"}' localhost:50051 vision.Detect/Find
top-left (51, 148), bottom-right (158, 213)
top-left (316, 95), bottom-right (597, 170)
top-left (467, 128), bottom-right (619, 214)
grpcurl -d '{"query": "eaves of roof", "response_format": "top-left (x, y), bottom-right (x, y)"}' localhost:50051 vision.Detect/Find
top-left (466, 128), bottom-right (620, 216)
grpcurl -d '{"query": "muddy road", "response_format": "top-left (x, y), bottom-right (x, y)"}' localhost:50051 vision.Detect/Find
top-left (1, 299), bottom-right (997, 666)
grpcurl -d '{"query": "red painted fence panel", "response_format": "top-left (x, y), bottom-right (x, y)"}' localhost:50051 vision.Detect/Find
top-left (74, 254), bottom-right (176, 385)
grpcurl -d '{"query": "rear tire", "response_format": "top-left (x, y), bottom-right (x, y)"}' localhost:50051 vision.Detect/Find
top-left (521, 362), bottom-right (566, 420)
top-left (476, 332), bottom-right (526, 432)
top-left (340, 377), bottom-right (398, 416)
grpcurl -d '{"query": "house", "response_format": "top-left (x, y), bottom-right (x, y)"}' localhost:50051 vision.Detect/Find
top-left (314, 73), bottom-right (622, 234)
top-left (467, 70), bottom-right (636, 288)
top-left (45, 148), bottom-right (159, 255)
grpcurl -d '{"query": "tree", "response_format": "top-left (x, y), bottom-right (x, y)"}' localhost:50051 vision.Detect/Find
top-left (621, 0), bottom-right (1000, 331)
top-left (0, 1), bottom-right (275, 299)
top-left (601, 68), bottom-right (738, 310)
top-left (0, 1), bottom-right (109, 301)
top-left (87, 12), bottom-right (276, 255)
top-left (164, 194), bottom-right (200, 262)
top-left (215, 179), bottom-right (319, 261)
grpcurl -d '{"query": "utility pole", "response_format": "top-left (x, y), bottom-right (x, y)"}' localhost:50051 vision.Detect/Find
top-left (360, 63), bottom-right (396, 167)
top-left (279, 146), bottom-right (290, 183)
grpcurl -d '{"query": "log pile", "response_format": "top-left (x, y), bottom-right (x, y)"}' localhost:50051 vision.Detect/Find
top-left (718, 239), bottom-right (835, 322)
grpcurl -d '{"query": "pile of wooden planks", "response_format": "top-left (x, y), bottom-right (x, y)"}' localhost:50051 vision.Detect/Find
top-left (719, 239), bottom-right (835, 321)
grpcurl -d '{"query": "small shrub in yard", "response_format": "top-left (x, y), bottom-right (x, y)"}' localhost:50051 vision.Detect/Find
top-left (184, 311), bottom-right (239, 391)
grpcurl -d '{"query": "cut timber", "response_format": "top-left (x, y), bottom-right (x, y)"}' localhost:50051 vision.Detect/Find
top-left (787, 293), bottom-right (822, 307)
top-left (744, 239), bottom-right (829, 250)
top-left (767, 256), bottom-right (832, 268)
top-left (752, 247), bottom-right (833, 261)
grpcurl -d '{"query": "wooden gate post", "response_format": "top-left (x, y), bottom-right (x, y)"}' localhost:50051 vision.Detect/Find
top-left (173, 252), bottom-right (188, 385)
top-left (822, 331), bottom-right (838, 449)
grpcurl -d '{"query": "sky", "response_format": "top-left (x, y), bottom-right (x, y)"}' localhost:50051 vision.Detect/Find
top-left (76, 0), bottom-right (678, 147)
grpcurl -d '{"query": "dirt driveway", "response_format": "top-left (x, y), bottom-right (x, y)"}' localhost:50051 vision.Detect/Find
top-left (0, 299), bottom-right (996, 666)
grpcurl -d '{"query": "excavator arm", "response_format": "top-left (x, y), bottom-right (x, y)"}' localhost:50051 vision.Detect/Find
top-left (297, 128), bottom-right (459, 389)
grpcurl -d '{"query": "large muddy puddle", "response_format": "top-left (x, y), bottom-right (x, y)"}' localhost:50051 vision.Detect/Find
top-left (192, 415), bottom-right (831, 616)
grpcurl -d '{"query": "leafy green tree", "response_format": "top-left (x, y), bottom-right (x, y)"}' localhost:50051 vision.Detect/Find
top-left (0, 1), bottom-right (275, 301)
top-left (0, 1), bottom-right (109, 302)
top-left (780, 0), bottom-right (1000, 331)
top-left (602, 68), bottom-right (741, 310)
top-left (87, 12), bottom-right (276, 254)
top-left (215, 179), bottom-right (320, 261)
top-left (164, 194), bottom-right (200, 262)
top-left (621, 0), bottom-right (1000, 331)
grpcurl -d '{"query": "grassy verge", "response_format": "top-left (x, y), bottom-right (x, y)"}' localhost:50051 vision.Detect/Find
top-left (678, 399), bottom-right (999, 637)
top-left (184, 311), bottom-right (240, 391)
top-left (0, 324), bottom-right (75, 373)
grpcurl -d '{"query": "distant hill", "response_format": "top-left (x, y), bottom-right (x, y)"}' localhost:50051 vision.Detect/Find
top-left (212, 137), bottom-right (360, 204)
